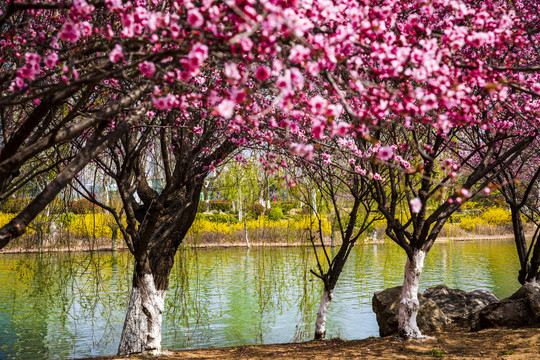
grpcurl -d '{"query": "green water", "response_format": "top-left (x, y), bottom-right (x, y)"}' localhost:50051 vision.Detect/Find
top-left (0, 240), bottom-right (521, 359)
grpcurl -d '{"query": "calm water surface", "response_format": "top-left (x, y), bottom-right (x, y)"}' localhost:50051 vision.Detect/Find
top-left (0, 240), bottom-right (521, 359)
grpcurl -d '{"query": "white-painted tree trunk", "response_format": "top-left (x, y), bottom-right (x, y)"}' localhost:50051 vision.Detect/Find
top-left (118, 273), bottom-right (166, 355)
top-left (314, 288), bottom-right (334, 340)
top-left (398, 249), bottom-right (426, 339)
top-left (311, 189), bottom-right (317, 216)
top-left (244, 217), bottom-right (250, 248)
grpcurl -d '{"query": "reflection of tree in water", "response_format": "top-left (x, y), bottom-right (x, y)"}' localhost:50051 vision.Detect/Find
top-left (165, 246), bottom-right (215, 347)
top-left (164, 247), bottom-right (322, 348)
top-left (0, 251), bottom-right (133, 359)
top-left (293, 247), bottom-right (318, 341)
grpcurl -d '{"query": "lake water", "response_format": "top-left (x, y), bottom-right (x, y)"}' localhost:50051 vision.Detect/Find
top-left (0, 240), bottom-right (522, 359)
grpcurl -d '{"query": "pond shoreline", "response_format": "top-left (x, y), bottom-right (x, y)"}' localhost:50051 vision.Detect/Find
top-left (80, 327), bottom-right (540, 360)
top-left (0, 234), bottom-right (518, 254)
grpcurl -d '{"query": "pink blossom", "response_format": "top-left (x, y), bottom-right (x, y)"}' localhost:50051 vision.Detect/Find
top-left (73, 0), bottom-right (94, 14)
top-left (45, 53), bottom-right (59, 68)
top-left (59, 21), bottom-right (80, 43)
top-left (239, 37), bottom-right (253, 52)
top-left (254, 66), bottom-right (271, 81)
top-left (306, 61), bottom-right (320, 76)
top-left (289, 68), bottom-right (305, 90)
top-left (275, 73), bottom-right (291, 92)
top-left (187, 43), bottom-right (208, 69)
top-left (193, 126), bottom-right (203, 134)
top-left (224, 62), bottom-right (241, 81)
top-left (289, 143), bottom-right (314, 161)
top-left (310, 96), bottom-right (328, 115)
top-left (217, 99), bottom-right (235, 119)
top-left (459, 188), bottom-right (470, 198)
top-left (288, 45), bottom-right (311, 63)
top-left (139, 61), bottom-right (156, 77)
top-left (152, 94), bottom-right (178, 110)
top-left (25, 52), bottom-right (41, 66)
top-left (105, 0), bottom-right (122, 10)
top-left (17, 66), bottom-right (35, 80)
top-left (410, 198), bottom-right (422, 214)
top-left (187, 9), bottom-right (204, 28)
top-left (484, 187), bottom-right (491, 194)
top-left (9, 77), bottom-right (25, 91)
top-left (378, 146), bottom-right (394, 161)
top-left (312, 121), bottom-right (325, 139)
top-left (109, 44), bottom-right (124, 63)
top-left (268, 117), bottom-right (278, 128)
top-left (331, 122), bottom-right (349, 137)
top-left (152, 96), bottom-right (168, 110)
top-left (78, 21), bottom-right (93, 37)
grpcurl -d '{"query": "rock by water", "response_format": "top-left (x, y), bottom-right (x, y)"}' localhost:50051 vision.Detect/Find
top-left (372, 285), bottom-right (499, 336)
top-left (372, 286), bottom-right (449, 337)
top-left (472, 282), bottom-right (540, 331)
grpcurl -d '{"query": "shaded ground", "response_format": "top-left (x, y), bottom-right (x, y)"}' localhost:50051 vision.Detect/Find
top-left (83, 327), bottom-right (539, 360)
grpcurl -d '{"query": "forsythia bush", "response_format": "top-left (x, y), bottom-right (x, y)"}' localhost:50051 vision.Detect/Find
top-left (458, 216), bottom-right (487, 231)
top-left (188, 215), bottom-right (331, 235)
top-left (480, 207), bottom-right (511, 225)
top-left (67, 213), bottom-right (114, 238)
top-left (457, 207), bottom-right (511, 231)
top-left (0, 213), bottom-right (15, 227)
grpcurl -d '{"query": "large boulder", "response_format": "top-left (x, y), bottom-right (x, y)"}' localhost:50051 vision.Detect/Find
top-left (423, 285), bottom-right (499, 327)
top-left (372, 286), bottom-right (449, 336)
top-left (472, 283), bottom-right (540, 331)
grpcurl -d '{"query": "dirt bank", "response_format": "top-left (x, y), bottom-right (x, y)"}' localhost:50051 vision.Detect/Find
top-left (82, 327), bottom-right (539, 360)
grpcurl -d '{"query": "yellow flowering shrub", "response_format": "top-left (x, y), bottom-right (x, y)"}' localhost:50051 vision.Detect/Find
top-left (480, 207), bottom-right (511, 225)
top-left (67, 213), bottom-right (115, 238)
top-left (458, 215), bottom-right (487, 231)
top-left (0, 212), bottom-right (15, 227)
top-left (188, 215), bottom-right (331, 235)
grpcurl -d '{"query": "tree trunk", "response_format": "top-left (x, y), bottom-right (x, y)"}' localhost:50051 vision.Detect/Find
top-left (526, 233), bottom-right (540, 284)
top-left (398, 249), bottom-right (425, 339)
top-left (118, 271), bottom-right (166, 355)
top-left (314, 288), bottom-right (334, 340)
top-left (510, 206), bottom-right (530, 284)
top-left (244, 217), bottom-right (250, 248)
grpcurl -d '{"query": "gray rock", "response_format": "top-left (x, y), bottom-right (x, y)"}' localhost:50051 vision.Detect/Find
top-left (468, 289), bottom-right (500, 314)
top-left (472, 283), bottom-right (540, 331)
top-left (372, 286), bottom-right (448, 336)
top-left (423, 285), bottom-right (499, 327)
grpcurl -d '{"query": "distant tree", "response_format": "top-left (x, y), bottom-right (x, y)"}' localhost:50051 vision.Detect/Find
top-left (289, 141), bottom-right (380, 340)
top-left (489, 141), bottom-right (540, 284)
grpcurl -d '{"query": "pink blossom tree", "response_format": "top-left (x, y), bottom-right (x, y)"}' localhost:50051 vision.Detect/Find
top-left (366, 123), bottom-right (534, 338)
top-left (1, 0), bottom-right (539, 354)
top-left (289, 143), bottom-right (381, 340)
top-left (480, 138), bottom-right (540, 284)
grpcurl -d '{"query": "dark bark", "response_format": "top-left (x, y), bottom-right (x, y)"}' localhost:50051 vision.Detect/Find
top-left (0, 102), bottom-right (149, 249)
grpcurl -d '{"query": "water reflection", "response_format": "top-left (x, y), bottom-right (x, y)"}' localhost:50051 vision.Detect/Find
top-left (0, 240), bottom-right (522, 359)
